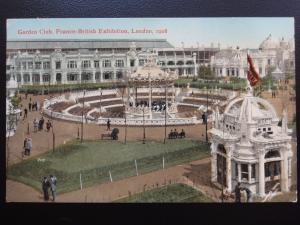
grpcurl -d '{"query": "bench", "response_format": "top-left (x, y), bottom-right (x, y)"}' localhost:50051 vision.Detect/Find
top-left (101, 133), bottom-right (112, 140)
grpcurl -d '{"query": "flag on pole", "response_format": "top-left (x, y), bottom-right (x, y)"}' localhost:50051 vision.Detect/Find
top-left (247, 54), bottom-right (260, 86)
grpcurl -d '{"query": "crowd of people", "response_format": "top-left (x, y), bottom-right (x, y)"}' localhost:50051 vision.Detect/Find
top-left (42, 175), bottom-right (57, 201)
top-left (168, 129), bottom-right (186, 139)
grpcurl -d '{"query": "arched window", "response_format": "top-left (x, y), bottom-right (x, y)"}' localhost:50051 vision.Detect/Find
top-left (167, 61), bottom-right (175, 66)
top-left (186, 61), bottom-right (194, 65)
top-left (217, 144), bottom-right (226, 154)
top-left (265, 150), bottom-right (280, 159)
top-left (177, 61), bottom-right (184, 65)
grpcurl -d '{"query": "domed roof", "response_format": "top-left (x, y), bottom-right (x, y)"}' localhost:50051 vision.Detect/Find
top-left (224, 87), bottom-right (278, 122)
top-left (259, 34), bottom-right (280, 50)
top-left (129, 58), bottom-right (178, 82)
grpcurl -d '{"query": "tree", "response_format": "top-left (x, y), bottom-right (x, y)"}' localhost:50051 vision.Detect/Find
top-left (198, 65), bottom-right (215, 80)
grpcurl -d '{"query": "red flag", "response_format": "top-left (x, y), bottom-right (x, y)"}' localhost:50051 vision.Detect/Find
top-left (247, 54), bottom-right (260, 86)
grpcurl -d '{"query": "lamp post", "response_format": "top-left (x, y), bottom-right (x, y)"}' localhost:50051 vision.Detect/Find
top-left (164, 82), bottom-right (167, 144)
top-left (143, 106), bottom-right (145, 144)
top-left (205, 86), bottom-right (208, 143)
top-left (99, 88), bottom-right (102, 118)
top-left (81, 89), bottom-right (86, 143)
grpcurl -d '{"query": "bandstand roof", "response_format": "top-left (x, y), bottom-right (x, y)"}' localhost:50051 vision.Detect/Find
top-left (128, 59), bottom-right (178, 85)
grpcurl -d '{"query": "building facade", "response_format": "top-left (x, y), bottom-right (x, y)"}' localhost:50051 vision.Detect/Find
top-left (210, 34), bottom-right (295, 79)
top-left (210, 84), bottom-right (293, 197)
top-left (6, 39), bottom-right (219, 85)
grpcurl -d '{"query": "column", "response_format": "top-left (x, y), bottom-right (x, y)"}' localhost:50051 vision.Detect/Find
top-left (183, 69), bottom-right (186, 77)
top-left (21, 72), bottom-right (24, 85)
top-left (100, 71), bottom-right (103, 83)
top-left (29, 72), bottom-right (33, 85)
top-left (248, 164), bottom-right (252, 183)
top-left (281, 151), bottom-right (289, 192)
top-left (39, 71), bottom-right (42, 85)
top-left (148, 80), bottom-right (152, 119)
top-left (222, 67), bottom-right (226, 77)
top-left (226, 149), bottom-right (232, 192)
top-left (211, 152), bottom-right (217, 182)
top-left (258, 151), bottom-right (265, 197)
top-left (238, 163), bottom-right (241, 182)
top-left (92, 71), bottom-right (96, 83)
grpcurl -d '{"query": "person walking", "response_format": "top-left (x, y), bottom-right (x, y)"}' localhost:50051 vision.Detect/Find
top-left (23, 108), bottom-right (28, 119)
top-left (28, 102), bottom-right (32, 112)
top-left (49, 175), bottom-right (57, 202)
top-left (22, 137), bottom-right (27, 157)
top-left (33, 118), bottom-right (38, 132)
top-left (37, 100), bottom-right (40, 111)
top-left (235, 182), bottom-right (241, 203)
top-left (244, 187), bottom-right (253, 202)
top-left (27, 138), bottom-right (32, 156)
top-left (24, 137), bottom-right (31, 156)
top-left (42, 177), bottom-right (50, 201)
top-left (46, 120), bottom-right (52, 132)
top-left (40, 117), bottom-right (45, 130)
top-left (107, 118), bottom-right (111, 131)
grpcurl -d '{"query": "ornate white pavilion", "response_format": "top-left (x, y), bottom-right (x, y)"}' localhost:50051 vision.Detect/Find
top-left (209, 83), bottom-right (293, 197)
top-left (126, 57), bottom-right (178, 120)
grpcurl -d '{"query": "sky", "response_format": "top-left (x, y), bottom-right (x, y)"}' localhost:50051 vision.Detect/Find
top-left (7, 18), bottom-right (294, 49)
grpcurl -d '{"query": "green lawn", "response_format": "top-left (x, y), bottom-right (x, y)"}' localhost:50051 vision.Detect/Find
top-left (8, 139), bottom-right (210, 194)
top-left (115, 183), bottom-right (213, 203)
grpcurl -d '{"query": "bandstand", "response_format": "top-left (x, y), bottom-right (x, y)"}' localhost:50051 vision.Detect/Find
top-left (126, 57), bottom-right (178, 120)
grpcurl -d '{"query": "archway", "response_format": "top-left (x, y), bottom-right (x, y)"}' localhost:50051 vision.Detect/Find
top-left (56, 73), bottom-right (62, 83)
top-left (264, 150), bottom-right (281, 192)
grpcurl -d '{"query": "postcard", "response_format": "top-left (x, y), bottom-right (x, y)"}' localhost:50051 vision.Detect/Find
top-left (5, 18), bottom-right (296, 203)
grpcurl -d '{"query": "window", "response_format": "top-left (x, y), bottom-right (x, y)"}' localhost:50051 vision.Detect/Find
top-left (268, 127), bottom-right (271, 131)
top-left (259, 67), bottom-right (262, 74)
top-left (251, 164), bottom-right (256, 179)
top-left (139, 59), bottom-right (145, 66)
top-left (263, 128), bottom-right (266, 132)
top-left (116, 60), bottom-right (124, 67)
top-left (67, 61), bottom-right (77, 69)
top-left (94, 60), bottom-right (99, 68)
top-left (103, 60), bottom-right (111, 68)
top-left (56, 61), bottom-right (61, 69)
top-left (16, 74), bottom-right (21, 82)
top-left (235, 163), bottom-right (238, 178)
top-left (42, 74), bottom-right (50, 82)
top-left (67, 73), bottom-right (78, 81)
top-left (35, 62), bottom-right (41, 69)
top-left (241, 164), bottom-right (248, 180)
top-left (82, 60), bottom-right (91, 68)
top-left (43, 61), bottom-right (50, 69)
top-left (268, 59), bottom-right (271, 65)
top-left (22, 62), bottom-right (27, 70)
top-left (130, 59), bottom-right (135, 67)
top-left (28, 62), bottom-right (33, 69)
top-left (265, 150), bottom-right (280, 159)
